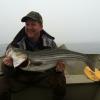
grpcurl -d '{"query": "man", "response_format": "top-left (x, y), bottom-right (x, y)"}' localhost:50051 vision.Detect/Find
top-left (0, 11), bottom-right (66, 100)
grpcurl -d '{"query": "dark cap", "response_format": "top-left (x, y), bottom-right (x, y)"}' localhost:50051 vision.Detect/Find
top-left (21, 11), bottom-right (43, 24)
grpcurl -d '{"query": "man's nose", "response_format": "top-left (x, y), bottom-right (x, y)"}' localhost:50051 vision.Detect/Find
top-left (27, 25), bottom-right (33, 30)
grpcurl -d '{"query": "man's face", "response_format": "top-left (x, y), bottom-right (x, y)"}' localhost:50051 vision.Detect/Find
top-left (25, 19), bottom-right (43, 39)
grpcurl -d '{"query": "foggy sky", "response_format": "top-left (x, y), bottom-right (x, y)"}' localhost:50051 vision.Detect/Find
top-left (0, 0), bottom-right (100, 44)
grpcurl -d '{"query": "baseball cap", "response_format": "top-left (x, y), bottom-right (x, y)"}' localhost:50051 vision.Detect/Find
top-left (21, 11), bottom-right (43, 24)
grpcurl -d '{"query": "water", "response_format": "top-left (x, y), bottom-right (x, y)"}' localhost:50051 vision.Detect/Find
top-left (65, 42), bottom-right (100, 54)
top-left (0, 43), bottom-right (100, 57)
top-left (0, 44), bottom-right (7, 56)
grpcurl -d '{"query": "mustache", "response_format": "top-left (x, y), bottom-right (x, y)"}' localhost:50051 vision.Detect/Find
top-left (26, 29), bottom-right (36, 32)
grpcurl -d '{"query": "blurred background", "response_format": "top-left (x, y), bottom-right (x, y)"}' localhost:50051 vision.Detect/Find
top-left (0, 0), bottom-right (100, 55)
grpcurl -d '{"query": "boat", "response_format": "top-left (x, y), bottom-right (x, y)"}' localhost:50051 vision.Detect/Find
top-left (0, 45), bottom-right (100, 100)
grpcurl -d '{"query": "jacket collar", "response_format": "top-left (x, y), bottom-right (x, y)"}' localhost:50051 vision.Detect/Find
top-left (11, 27), bottom-right (55, 48)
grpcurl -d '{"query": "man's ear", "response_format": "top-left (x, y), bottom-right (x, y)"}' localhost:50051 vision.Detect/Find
top-left (40, 24), bottom-right (43, 31)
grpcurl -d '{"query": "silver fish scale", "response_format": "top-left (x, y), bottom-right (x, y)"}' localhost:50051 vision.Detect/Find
top-left (27, 49), bottom-right (85, 56)
top-left (12, 47), bottom-right (93, 72)
top-left (13, 47), bottom-right (88, 63)
top-left (28, 53), bottom-right (88, 63)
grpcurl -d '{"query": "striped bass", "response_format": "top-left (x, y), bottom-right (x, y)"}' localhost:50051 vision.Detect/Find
top-left (5, 47), bottom-right (96, 72)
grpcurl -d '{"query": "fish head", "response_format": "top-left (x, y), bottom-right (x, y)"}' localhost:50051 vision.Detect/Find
top-left (6, 47), bottom-right (28, 68)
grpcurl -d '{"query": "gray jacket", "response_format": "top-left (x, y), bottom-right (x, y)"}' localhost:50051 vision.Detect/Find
top-left (17, 32), bottom-right (57, 50)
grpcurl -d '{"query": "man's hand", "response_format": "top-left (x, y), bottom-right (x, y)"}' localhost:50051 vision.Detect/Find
top-left (55, 60), bottom-right (65, 72)
top-left (3, 56), bottom-right (13, 66)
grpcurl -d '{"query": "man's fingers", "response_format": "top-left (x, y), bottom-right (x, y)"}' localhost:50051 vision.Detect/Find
top-left (56, 61), bottom-right (65, 72)
top-left (3, 57), bottom-right (13, 66)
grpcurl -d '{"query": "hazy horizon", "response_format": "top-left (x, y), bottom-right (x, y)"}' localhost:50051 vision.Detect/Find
top-left (0, 0), bottom-right (100, 45)
top-left (0, 42), bottom-right (100, 56)
top-left (0, 0), bottom-right (100, 55)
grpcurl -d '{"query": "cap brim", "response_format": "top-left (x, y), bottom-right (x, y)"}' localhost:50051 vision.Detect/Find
top-left (21, 16), bottom-right (37, 22)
